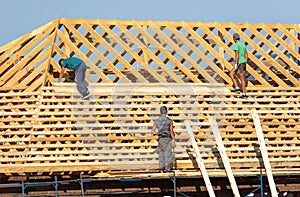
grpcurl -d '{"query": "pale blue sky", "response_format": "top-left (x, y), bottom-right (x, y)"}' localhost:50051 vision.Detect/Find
top-left (0, 0), bottom-right (299, 46)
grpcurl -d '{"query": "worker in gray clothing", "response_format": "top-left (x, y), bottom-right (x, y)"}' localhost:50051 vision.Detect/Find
top-left (58, 57), bottom-right (90, 100)
top-left (152, 106), bottom-right (176, 172)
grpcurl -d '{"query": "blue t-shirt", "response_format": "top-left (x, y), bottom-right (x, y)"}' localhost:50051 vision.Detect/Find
top-left (61, 57), bottom-right (83, 70)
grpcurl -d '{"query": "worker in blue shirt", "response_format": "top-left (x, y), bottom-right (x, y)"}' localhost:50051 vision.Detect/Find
top-left (58, 57), bottom-right (90, 100)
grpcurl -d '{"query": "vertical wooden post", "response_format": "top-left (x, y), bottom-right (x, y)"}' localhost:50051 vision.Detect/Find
top-left (185, 120), bottom-right (216, 197)
top-left (252, 110), bottom-right (278, 197)
top-left (210, 117), bottom-right (240, 197)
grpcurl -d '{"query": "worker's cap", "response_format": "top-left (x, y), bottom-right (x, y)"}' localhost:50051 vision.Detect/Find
top-left (233, 33), bottom-right (240, 40)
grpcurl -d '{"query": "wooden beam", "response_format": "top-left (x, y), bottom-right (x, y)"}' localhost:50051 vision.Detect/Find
top-left (252, 110), bottom-right (278, 197)
top-left (212, 22), bottom-right (270, 87)
top-left (52, 82), bottom-right (227, 96)
top-left (185, 120), bottom-right (216, 197)
top-left (210, 117), bottom-right (240, 197)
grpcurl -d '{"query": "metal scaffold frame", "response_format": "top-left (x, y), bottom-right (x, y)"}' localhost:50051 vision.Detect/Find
top-left (22, 175), bottom-right (85, 197)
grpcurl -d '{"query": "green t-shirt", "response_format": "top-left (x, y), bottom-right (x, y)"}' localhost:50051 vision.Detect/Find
top-left (233, 41), bottom-right (247, 64)
top-left (61, 57), bottom-right (83, 70)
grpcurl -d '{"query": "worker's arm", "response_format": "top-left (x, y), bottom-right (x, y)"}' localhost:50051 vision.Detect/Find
top-left (234, 50), bottom-right (239, 69)
top-left (58, 67), bottom-right (65, 82)
top-left (170, 121), bottom-right (176, 148)
top-left (151, 123), bottom-right (158, 135)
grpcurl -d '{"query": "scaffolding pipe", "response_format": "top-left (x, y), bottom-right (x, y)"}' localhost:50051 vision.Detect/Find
top-left (80, 174), bottom-right (85, 197)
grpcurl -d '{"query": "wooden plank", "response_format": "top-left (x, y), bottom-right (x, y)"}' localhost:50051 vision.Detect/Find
top-left (0, 20), bottom-right (57, 53)
top-left (118, 22), bottom-right (184, 83)
top-left (210, 117), bottom-right (240, 197)
top-left (145, 21), bottom-right (217, 83)
top-left (182, 24), bottom-right (233, 85)
top-left (95, 20), bottom-right (171, 83)
top-left (153, 22), bottom-right (224, 83)
top-left (217, 22), bottom-right (288, 87)
top-left (202, 22), bottom-right (270, 87)
top-left (184, 120), bottom-right (216, 197)
top-left (2, 19), bottom-right (300, 179)
top-left (260, 24), bottom-right (300, 75)
top-left (62, 19), bottom-right (133, 83)
top-left (245, 22), bottom-right (299, 86)
top-left (3, 45), bottom-right (49, 88)
top-left (252, 110), bottom-right (278, 197)
top-left (128, 21), bottom-right (197, 83)
top-left (51, 82), bottom-right (227, 95)
top-left (80, 19), bottom-right (165, 83)
top-left (55, 30), bottom-right (112, 83)
top-left (0, 23), bottom-right (57, 87)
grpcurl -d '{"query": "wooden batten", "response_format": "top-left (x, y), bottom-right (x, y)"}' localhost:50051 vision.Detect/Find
top-left (0, 19), bottom-right (300, 189)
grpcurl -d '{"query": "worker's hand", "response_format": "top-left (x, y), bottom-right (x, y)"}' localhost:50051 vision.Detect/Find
top-left (234, 64), bottom-right (238, 70)
top-left (151, 124), bottom-right (158, 135)
top-left (172, 139), bottom-right (176, 148)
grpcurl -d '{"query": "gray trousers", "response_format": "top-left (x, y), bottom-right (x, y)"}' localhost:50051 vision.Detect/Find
top-left (158, 137), bottom-right (173, 171)
top-left (75, 62), bottom-right (89, 96)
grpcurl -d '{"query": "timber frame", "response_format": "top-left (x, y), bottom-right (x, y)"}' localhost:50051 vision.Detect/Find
top-left (1, 18), bottom-right (300, 196)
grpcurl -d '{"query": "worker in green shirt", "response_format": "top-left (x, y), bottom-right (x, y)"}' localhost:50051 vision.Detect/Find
top-left (58, 57), bottom-right (90, 100)
top-left (229, 33), bottom-right (248, 99)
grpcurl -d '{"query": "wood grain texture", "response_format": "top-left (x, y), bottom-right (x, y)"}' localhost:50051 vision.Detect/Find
top-left (0, 19), bottom-right (299, 179)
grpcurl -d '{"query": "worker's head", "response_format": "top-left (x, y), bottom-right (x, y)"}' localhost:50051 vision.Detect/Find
top-left (59, 59), bottom-right (65, 67)
top-left (233, 33), bottom-right (240, 41)
top-left (160, 106), bottom-right (168, 115)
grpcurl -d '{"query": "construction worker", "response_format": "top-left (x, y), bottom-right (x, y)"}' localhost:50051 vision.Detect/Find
top-left (151, 106), bottom-right (176, 172)
top-left (229, 33), bottom-right (248, 98)
top-left (58, 57), bottom-right (90, 100)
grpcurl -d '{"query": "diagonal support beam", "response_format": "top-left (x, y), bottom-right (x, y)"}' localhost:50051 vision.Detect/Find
top-left (184, 120), bottom-right (216, 197)
top-left (210, 117), bottom-right (240, 197)
top-left (252, 110), bottom-right (278, 197)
